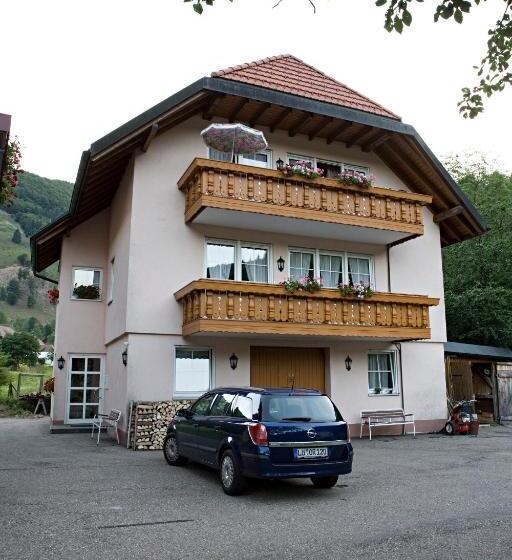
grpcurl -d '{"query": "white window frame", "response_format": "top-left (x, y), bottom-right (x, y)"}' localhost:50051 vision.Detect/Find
top-left (368, 351), bottom-right (399, 396)
top-left (173, 346), bottom-right (214, 399)
top-left (286, 153), bottom-right (370, 177)
top-left (205, 238), bottom-right (272, 283)
top-left (65, 354), bottom-right (105, 424)
top-left (208, 147), bottom-right (273, 169)
top-left (108, 257), bottom-right (115, 304)
top-left (288, 247), bottom-right (374, 289)
top-left (71, 267), bottom-right (103, 301)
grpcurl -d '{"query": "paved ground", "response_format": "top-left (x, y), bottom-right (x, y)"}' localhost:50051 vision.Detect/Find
top-left (1, 419), bottom-right (512, 560)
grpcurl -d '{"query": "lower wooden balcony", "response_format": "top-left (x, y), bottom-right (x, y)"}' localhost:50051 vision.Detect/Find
top-left (174, 280), bottom-right (439, 340)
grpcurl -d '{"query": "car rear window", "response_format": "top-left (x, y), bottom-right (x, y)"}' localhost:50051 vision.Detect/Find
top-left (261, 395), bottom-right (342, 423)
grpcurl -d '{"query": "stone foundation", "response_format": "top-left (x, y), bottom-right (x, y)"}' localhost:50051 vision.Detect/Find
top-left (128, 400), bottom-right (192, 450)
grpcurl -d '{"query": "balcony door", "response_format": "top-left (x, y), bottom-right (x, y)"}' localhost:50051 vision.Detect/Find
top-left (66, 355), bottom-right (104, 424)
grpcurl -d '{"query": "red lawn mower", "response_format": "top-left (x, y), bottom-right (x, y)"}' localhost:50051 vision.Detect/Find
top-left (444, 399), bottom-right (479, 436)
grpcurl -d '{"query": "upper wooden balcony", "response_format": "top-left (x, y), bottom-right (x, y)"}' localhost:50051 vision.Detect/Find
top-left (175, 279), bottom-right (439, 340)
top-left (178, 159), bottom-right (432, 244)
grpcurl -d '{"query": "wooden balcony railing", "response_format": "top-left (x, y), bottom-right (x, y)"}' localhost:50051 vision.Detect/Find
top-left (175, 280), bottom-right (439, 340)
top-left (178, 159), bottom-right (432, 237)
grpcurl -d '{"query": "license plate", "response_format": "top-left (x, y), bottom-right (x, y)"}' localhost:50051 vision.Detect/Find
top-left (294, 447), bottom-right (328, 460)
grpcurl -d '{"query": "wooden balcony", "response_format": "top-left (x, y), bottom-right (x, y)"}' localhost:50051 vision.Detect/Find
top-left (178, 159), bottom-right (432, 244)
top-left (175, 279), bottom-right (439, 340)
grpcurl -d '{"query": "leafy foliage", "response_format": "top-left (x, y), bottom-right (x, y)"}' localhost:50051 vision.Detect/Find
top-left (11, 228), bottom-right (21, 244)
top-left (184, 0), bottom-right (232, 15)
top-left (0, 137), bottom-right (23, 205)
top-left (442, 157), bottom-right (512, 347)
top-left (0, 331), bottom-right (40, 368)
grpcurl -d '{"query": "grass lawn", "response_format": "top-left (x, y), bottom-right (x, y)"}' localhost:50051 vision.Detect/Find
top-left (0, 210), bottom-right (30, 269)
top-left (0, 365), bottom-right (53, 416)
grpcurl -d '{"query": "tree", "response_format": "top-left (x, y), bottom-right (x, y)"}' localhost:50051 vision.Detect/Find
top-left (11, 228), bottom-right (21, 244)
top-left (0, 287), bottom-right (6, 301)
top-left (0, 137), bottom-right (22, 204)
top-left (27, 295), bottom-right (35, 308)
top-left (0, 331), bottom-right (40, 369)
top-left (187, 0), bottom-right (512, 118)
top-left (442, 156), bottom-right (512, 347)
top-left (6, 279), bottom-right (20, 305)
top-left (18, 268), bottom-right (29, 281)
top-left (17, 254), bottom-right (30, 267)
top-left (0, 310), bottom-right (8, 324)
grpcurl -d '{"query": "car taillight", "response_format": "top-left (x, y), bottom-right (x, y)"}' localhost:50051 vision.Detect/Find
top-left (248, 423), bottom-right (268, 446)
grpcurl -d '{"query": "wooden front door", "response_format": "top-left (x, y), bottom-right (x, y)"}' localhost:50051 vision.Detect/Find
top-left (250, 347), bottom-right (325, 392)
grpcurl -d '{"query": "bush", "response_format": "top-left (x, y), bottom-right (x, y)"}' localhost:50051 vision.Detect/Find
top-left (0, 332), bottom-right (40, 368)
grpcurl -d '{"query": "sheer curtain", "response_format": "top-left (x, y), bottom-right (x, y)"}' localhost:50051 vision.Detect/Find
top-left (241, 246), bottom-right (268, 282)
top-left (206, 243), bottom-right (235, 280)
top-left (290, 251), bottom-right (314, 279)
top-left (320, 254), bottom-right (344, 288)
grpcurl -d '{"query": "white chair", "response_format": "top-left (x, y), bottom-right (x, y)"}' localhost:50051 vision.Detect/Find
top-left (91, 409), bottom-right (122, 445)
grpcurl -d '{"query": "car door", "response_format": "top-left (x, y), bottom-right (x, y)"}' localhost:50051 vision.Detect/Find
top-left (201, 392), bottom-right (238, 466)
top-left (178, 393), bottom-right (216, 462)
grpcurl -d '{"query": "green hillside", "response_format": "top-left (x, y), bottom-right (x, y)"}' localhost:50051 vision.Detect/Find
top-left (0, 172), bottom-right (73, 342)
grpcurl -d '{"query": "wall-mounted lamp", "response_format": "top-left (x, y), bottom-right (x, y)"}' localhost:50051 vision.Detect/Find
top-left (277, 256), bottom-right (285, 272)
top-left (276, 158), bottom-right (284, 170)
top-left (229, 353), bottom-right (239, 370)
top-left (345, 355), bottom-right (352, 371)
top-left (57, 356), bottom-right (65, 370)
top-left (122, 348), bottom-right (128, 366)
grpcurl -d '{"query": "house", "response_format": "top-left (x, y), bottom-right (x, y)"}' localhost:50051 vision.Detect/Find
top-left (445, 341), bottom-right (512, 423)
top-left (31, 55), bottom-right (487, 442)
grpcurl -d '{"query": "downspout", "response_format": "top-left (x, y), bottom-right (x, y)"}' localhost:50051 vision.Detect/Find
top-left (388, 243), bottom-right (405, 411)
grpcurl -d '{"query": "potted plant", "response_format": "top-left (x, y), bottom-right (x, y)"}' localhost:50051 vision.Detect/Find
top-left (336, 170), bottom-right (375, 189)
top-left (338, 283), bottom-right (373, 299)
top-left (281, 276), bottom-right (323, 294)
top-left (73, 284), bottom-right (100, 300)
top-left (47, 288), bottom-right (59, 305)
top-left (279, 160), bottom-right (325, 180)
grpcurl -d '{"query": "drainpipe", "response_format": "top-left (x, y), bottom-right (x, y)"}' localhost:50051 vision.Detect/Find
top-left (393, 342), bottom-right (405, 411)
top-left (386, 244), bottom-right (391, 292)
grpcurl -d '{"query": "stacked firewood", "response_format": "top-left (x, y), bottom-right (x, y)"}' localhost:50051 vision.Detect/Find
top-left (131, 400), bottom-right (192, 450)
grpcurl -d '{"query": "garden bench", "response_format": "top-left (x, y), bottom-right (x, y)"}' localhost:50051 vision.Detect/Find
top-left (91, 409), bottom-right (121, 445)
top-left (360, 408), bottom-right (415, 440)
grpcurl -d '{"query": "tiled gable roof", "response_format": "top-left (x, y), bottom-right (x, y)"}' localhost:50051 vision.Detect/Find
top-left (212, 54), bottom-right (400, 121)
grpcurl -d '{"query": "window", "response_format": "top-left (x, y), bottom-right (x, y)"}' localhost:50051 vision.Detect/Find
top-left (289, 250), bottom-right (315, 280)
top-left (368, 352), bottom-right (398, 395)
top-left (287, 154), bottom-right (314, 168)
top-left (108, 258), bottom-right (115, 303)
top-left (210, 393), bottom-right (236, 416)
top-left (72, 268), bottom-right (102, 300)
top-left (317, 159), bottom-right (342, 179)
top-left (208, 148), bottom-right (272, 169)
top-left (174, 348), bottom-right (212, 398)
top-left (190, 393), bottom-right (216, 415)
top-left (232, 395), bottom-right (254, 419)
top-left (286, 154), bottom-right (370, 178)
top-left (288, 248), bottom-right (374, 288)
top-left (206, 240), bottom-right (270, 283)
top-left (343, 163), bottom-right (369, 177)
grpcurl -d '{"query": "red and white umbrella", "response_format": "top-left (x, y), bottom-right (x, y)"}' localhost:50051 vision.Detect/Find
top-left (201, 123), bottom-right (268, 161)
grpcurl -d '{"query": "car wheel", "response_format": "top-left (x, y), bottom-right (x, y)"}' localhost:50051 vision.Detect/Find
top-left (311, 475), bottom-right (339, 489)
top-left (444, 421), bottom-right (455, 436)
top-left (163, 434), bottom-right (188, 466)
top-left (220, 450), bottom-right (246, 496)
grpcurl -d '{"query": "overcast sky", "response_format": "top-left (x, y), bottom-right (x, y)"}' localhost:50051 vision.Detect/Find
top-left (2, 0), bottom-right (511, 182)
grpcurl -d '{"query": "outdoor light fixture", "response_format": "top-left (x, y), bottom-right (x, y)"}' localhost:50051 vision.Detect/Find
top-left (122, 348), bottom-right (128, 367)
top-left (345, 355), bottom-right (352, 371)
top-left (229, 353), bottom-right (239, 370)
top-left (277, 256), bottom-right (285, 272)
top-left (276, 158), bottom-right (284, 170)
top-left (57, 356), bottom-right (65, 370)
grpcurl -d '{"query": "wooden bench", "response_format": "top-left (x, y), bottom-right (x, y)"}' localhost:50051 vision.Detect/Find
top-left (360, 409), bottom-right (415, 440)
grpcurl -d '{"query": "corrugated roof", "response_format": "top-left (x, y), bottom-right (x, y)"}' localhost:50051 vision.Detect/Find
top-left (212, 54), bottom-right (400, 121)
top-left (444, 341), bottom-right (512, 360)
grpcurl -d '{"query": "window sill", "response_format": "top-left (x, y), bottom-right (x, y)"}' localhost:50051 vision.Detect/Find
top-left (173, 394), bottom-right (203, 401)
top-left (368, 393), bottom-right (400, 397)
top-left (71, 298), bottom-right (103, 302)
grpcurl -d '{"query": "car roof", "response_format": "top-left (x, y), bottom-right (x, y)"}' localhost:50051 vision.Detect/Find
top-left (212, 386), bottom-right (322, 396)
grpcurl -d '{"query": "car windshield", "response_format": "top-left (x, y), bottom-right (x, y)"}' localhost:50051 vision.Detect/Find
top-left (261, 395), bottom-right (341, 423)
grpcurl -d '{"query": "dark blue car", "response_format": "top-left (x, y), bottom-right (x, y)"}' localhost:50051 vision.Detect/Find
top-left (163, 387), bottom-right (353, 495)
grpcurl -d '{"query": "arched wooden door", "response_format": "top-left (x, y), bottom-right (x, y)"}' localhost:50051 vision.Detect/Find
top-left (250, 347), bottom-right (325, 392)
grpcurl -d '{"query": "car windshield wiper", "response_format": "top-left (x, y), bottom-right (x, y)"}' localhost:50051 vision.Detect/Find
top-left (280, 417), bottom-right (312, 422)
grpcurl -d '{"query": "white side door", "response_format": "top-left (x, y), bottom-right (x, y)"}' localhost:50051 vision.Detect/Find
top-left (66, 355), bottom-right (104, 424)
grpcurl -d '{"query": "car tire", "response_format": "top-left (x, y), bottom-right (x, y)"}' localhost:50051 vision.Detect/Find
top-left (444, 421), bottom-right (455, 436)
top-left (163, 433), bottom-right (188, 466)
top-left (311, 475), bottom-right (339, 489)
top-left (220, 450), bottom-right (246, 496)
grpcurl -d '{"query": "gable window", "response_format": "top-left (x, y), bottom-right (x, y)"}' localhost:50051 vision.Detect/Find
top-left (208, 147), bottom-right (272, 169)
top-left (72, 268), bottom-right (102, 300)
top-left (288, 248), bottom-right (374, 288)
top-left (286, 154), bottom-right (370, 178)
top-left (368, 352), bottom-right (398, 395)
top-left (206, 239), bottom-right (270, 283)
top-left (174, 348), bottom-right (212, 398)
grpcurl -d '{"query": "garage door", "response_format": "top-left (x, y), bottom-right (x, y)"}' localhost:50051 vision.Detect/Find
top-left (250, 347), bottom-right (325, 392)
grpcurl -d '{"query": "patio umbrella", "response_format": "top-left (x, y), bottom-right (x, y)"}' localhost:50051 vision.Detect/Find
top-left (201, 123), bottom-right (268, 161)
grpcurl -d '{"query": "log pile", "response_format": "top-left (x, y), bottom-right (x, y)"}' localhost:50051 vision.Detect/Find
top-left (130, 400), bottom-right (192, 450)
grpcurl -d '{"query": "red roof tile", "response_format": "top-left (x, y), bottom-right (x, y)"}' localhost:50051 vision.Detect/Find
top-left (212, 54), bottom-right (400, 121)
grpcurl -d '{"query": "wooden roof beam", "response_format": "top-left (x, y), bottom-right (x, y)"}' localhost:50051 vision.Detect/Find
top-left (141, 123), bottom-right (159, 153)
top-left (326, 121), bottom-right (353, 144)
top-left (362, 132), bottom-right (392, 152)
top-left (433, 206), bottom-right (464, 223)
top-left (228, 98), bottom-right (249, 123)
top-left (288, 112), bottom-right (314, 137)
top-left (270, 107), bottom-right (292, 132)
top-left (202, 94), bottom-right (225, 121)
top-left (249, 102), bottom-right (271, 127)
top-left (308, 117), bottom-right (333, 141)
top-left (345, 126), bottom-right (374, 148)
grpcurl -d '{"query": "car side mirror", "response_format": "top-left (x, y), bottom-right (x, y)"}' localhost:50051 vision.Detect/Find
top-left (175, 409), bottom-right (190, 418)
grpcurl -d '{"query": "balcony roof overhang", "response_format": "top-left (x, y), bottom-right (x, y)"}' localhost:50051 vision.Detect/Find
top-left (31, 77), bottom-right (488, 275)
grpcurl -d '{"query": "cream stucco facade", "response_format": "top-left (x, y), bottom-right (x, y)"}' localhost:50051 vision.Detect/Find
top-left (50, 114), bottom-right (448, 438)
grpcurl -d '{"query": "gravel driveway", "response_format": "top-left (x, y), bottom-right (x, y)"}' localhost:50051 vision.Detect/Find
top-left (1, 417), bottom-right (511, 560)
